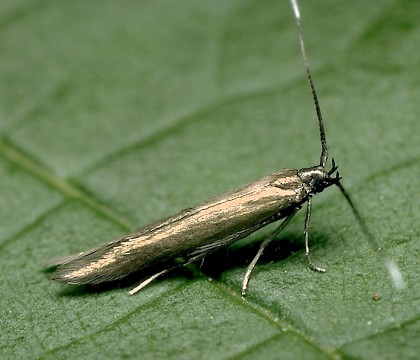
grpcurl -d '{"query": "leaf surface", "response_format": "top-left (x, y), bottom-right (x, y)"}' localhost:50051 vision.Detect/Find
top-left (1, 0), bottom-right (419, 359)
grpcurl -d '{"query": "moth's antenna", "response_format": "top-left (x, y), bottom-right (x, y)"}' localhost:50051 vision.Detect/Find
top-left (336, 181), bottom-right (406, 290)
top-left (291, 0), bottom-right (405, 290)
top-left (290, 0), bottom-right (328, 168)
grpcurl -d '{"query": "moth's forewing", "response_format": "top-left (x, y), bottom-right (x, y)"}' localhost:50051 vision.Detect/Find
top-left (51, 169), bottom-right (308, 284)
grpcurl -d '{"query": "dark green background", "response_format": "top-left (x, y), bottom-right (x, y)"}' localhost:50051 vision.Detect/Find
top-left (1, 0), bottom-right (419, 359)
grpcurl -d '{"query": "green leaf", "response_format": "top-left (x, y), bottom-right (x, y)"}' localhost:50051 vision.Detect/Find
top-left (1, 0), bottom-right (419, 359)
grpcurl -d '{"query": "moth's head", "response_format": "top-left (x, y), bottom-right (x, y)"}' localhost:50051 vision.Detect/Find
top-left (298, 159), bottom-right (341, 194)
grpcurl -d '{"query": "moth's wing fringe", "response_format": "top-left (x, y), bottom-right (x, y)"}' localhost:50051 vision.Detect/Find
top-left (47, 211), bottom-right (195, 284)
top-left (48, 241), bottom-right (121, 284)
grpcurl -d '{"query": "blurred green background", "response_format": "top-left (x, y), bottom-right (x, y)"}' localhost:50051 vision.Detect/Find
top-left (1, 0), bottom-right (419, 359)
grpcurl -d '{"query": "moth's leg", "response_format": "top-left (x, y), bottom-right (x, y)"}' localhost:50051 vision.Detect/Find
top-left (241, 209), bottom-right (298, 298)
top-left (304, 196), bottom-right (325, 273)
top-left (199, 258), bottom-right (206, 270)
top-left (129, 269), bottom-right (170, 295)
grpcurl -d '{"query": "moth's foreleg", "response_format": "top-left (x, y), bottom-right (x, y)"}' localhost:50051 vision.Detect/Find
top-left (304, 196), bottom-right (325, 273)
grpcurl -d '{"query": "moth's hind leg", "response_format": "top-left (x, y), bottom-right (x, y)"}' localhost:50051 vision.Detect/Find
top-left (129, 268), bottom-right (171, 295)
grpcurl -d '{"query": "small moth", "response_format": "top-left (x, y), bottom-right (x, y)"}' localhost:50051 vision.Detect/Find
top-left (49, 0), bottom-right (404, 297)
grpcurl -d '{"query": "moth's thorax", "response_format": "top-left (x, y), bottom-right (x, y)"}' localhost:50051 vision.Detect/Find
top-left (298, 165), bottom-right (336, 195)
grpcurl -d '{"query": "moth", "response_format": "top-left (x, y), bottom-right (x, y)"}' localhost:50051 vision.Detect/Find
top-left (49, 0), bottom-right (404, 297)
